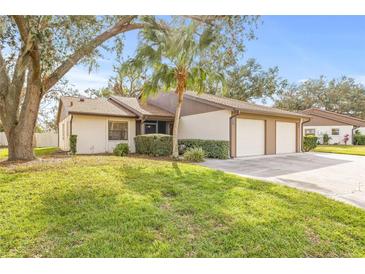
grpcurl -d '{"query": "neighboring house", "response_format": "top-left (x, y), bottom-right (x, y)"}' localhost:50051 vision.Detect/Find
top-left (57, 91), bottom-right (309, 157)
top-left (301, 108), bottom-right (365, 145)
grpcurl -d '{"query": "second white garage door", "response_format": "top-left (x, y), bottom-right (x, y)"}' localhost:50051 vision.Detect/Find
top-left (236, 118), bottom-right (265, 157)
top-left (276, 121), bottom-right (296, 154)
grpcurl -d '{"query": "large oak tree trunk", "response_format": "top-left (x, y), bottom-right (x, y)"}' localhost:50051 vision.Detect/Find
top-left (6, 127), bottom-right (35, 161)
top-left (172, 89), bottom-right (185, 158)
top-left (4, 79), bottom-right (42, 162)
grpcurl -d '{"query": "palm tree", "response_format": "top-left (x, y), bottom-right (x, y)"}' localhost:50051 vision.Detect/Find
top-left (133, 19), bottom-right (223, 158)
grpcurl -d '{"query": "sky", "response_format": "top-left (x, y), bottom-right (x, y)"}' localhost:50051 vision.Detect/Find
top-left (65, 16), bottom-right (365, 94)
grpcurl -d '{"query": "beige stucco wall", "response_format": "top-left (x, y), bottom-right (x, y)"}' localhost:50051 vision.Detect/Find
top-left (178, 109), bottom-right (231, 140)
top-left (303, 125), bottom-right (353, 145)
top-left (70, 114), bottom-right (136, 154)
top-left (59, 115), bottom-right (72, 151)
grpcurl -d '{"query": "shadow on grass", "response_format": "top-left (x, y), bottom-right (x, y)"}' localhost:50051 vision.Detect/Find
top-left (18, 159), bottom-right (365, 258)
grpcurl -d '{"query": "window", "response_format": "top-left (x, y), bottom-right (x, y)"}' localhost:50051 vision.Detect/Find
top-left (331, 128), bottom-right (340, 135)
top-left (305, 128), bottom-right (315, 135)
top-left (108, 121), bottom-right (128, 140)
top-left (144, 121), bottom-right (158, 134)
top-left (143, 120), bottom-right (167, 134)
top-left (62, 124), bottom-right (65, 140)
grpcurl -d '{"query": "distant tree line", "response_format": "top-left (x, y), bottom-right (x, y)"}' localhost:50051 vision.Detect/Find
top-left (274, 76), bottom-right (365, 119)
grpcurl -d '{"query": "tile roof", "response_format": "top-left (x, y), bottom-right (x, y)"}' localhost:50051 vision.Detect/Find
top-left (301, 108), bottom-right (365, 127)
top-left (184, 91), bottom-right (309, 119)
top-left (110, 96), bottom-right (174, 118)
top-left (60, 96), bottom-right (136, 117)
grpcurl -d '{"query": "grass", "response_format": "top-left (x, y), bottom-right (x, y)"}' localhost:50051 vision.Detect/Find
top-left (0, 156), bottom-right (365, 258)
top-left (314, 145), bottom-right (365, 156)
top-left (0, 147), bottom-right (59, 160)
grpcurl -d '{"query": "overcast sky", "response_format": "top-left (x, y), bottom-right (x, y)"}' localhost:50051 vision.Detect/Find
top-left (65, 16), bottom-right (365, 94)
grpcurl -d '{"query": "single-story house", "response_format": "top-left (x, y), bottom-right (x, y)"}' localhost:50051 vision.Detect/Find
top-left (301, 108), bottom-right (365, 145)
top-left (57, 91), bottom-right (309, 157)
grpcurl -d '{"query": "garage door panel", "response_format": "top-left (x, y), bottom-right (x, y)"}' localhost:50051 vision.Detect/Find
top-left (276, 122), bottom-right (296, 154)
top-left (236, 119), bottom-right (265, 157)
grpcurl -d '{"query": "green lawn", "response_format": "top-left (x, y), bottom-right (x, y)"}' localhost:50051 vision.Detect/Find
top-left (314, 145), bottom-right (365, 156)
top-left (1, 156), bottom-right (364, 258)
top-left (0, 147), bottom-right (59, 160)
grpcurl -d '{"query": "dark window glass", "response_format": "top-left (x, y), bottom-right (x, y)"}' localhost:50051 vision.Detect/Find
top-left (331, 128), bottom-right (339, 135)
top-left (144, 123), bottom-right (157, 134)
top-left (108, 121), bottom-right (128, 140)
top-left (305, 128), bottom-right (315, 135)
top-left (158, 121), bottom-right (166, 134)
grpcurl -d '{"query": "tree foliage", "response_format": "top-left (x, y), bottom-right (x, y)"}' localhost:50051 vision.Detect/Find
top-left (207, 58), bottom-right (287, 102)
top-left (0, 15), bottom-right (259, 161)
top-left (275, 76), bottom-right (365, 119)
top-left (132, 18), bottom-right (225, 157)
top-left (0, 15), bottom-right (143, 160)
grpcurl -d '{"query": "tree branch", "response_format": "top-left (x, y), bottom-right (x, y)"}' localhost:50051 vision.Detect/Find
top-left (0, 50), bottom-right (10, 96)
top-left (184, 16), bottom-right (224, 26)
top-left (43, 16), bottom-right (144, 92)
top-left (12, 15), bottom-right (29, 43)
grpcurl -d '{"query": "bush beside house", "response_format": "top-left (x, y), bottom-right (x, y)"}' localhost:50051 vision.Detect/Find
top-left (354, 132), bottom-right (365, 145)
top-left (183, 147), bottom-right (205, 162)
top-left (134, 135), bottom-right (229, 159)
top-left (69, 135), bottom-right (77, 155)
top-left (134, 134), bottom-right (173, 156)
top-left (303, 135), bottom-right (318, 152)
top-left (179, 139), bottom-right (229, 159)
top-left (322, 133), bottom-right (331, 145)
top-left (113, 143), bottom-right (129, 156)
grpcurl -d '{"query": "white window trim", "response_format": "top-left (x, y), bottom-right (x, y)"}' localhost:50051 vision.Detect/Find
top-left (108, 120), bottom-right (129, 141)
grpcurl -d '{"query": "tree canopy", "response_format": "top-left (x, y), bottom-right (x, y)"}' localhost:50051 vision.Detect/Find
top-left (0, 15), bottom-right (259, 160)
top-left (131, 18), bottom-right (226, 157)
top-left (275, 76), bottom-right (365, 119)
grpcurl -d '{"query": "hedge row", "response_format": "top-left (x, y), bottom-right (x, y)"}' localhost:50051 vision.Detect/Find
top-left (134, 134), bottom-right (172, 156)
top-left (134, 134), bottom-right (230, 159)
top-left (178, 139), bottom-right (230, 159)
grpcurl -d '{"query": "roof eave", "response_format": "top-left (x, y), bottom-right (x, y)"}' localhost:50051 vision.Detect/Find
top-left (69, 111), bottom-right (137, 118)
top-left (108, 96), bottom-right (144, 117)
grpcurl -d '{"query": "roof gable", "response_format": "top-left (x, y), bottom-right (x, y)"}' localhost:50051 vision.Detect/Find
top-left (301, 108), bottom-right (365, 127)
top-left (110, 96), bottom-right (174, 118)
top-left (184, 91), bottom-right (309, 119)
top-left (58, 96), bottom-right (136, 122)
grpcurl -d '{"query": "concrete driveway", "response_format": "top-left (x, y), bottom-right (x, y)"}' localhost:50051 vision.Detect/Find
top-left (200, 153), bottom-right (365, 209)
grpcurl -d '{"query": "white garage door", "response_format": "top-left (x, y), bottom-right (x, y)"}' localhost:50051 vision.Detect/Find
top-left (276, 122), bottom-right (296, 154)
top-left (236, 118), bottom-right (265, 157)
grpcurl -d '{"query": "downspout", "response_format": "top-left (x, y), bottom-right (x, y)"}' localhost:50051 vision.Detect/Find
top-left (229, 110), bottom-right (240, 158)
top-left (352, 126), bottom-right (359, 145)
top-left (70, 114), bottom-right (73, 152)
top-left (301, 117), bottom-right (311, 152)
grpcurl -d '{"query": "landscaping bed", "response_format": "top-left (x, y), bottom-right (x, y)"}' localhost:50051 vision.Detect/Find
top-left (1, 156), bottom-right (364, 257)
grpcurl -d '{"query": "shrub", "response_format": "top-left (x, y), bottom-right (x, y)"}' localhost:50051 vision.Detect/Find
top-left (134, 134), bottom-right (172, 156)
top-left (343, 134), bottom-right (350, 145)
top-left (113, 143), bottom-right (129, 156)
top-left (322, 133), bottom-right (331, 145)
top-left (183, 147), bottom-right (205, 162)
top-left (354, 133), bottom-right (365, 145)
top-left (303, 135), bottom-right (318, 152)
top-left (69, 135), bottom-right (77, 155)
top-left (178, 139), bottom-right (229, 159)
